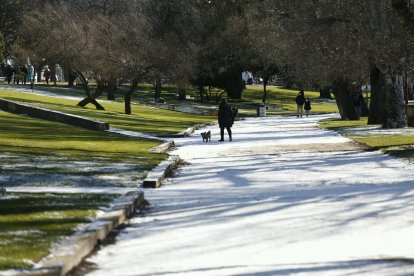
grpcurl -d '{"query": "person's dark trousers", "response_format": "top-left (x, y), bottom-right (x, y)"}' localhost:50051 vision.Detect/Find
top-left (220, 126), bottom-right (232, 141)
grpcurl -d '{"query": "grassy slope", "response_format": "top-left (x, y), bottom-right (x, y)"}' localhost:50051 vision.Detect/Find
top-left (0, 193), bottom-right (114, 270)
top-left (0, 110), bottom-right (165, 166)
top-left (0, 89), bottom-right (215, 135)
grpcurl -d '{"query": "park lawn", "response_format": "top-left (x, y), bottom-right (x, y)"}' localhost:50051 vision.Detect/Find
top-left (319, 117), bottom-right (414, 161)
top-left (242, 85), bottom-right (338, 115)
top-left (0, 89), bottom-right (214, 135)
top-left (117, 84), bottom-right (339, 116)
top-left (0, 193), bottom-right (114, 270)
top-left (0, 110), bottom-right (166, 175)
top-left (319, 117), bottom-right (370, 130)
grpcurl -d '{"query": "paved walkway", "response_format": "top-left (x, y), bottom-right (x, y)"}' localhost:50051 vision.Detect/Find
top-left (87, 114), bottom-right (414, 275)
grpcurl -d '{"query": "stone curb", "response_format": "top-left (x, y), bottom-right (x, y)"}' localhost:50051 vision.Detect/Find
top-left (141, 102), bottom-right (218, 116)
top-left (142, 155), bottom-right (181, 188)
top-left (148, 140), bottom-right (175, 153)
top-left (0, 98), bottom-right (109, 131)
top-left (8, 191), bottom-right (145, 276)
top-left (157, 122), bottom-right (216, 138)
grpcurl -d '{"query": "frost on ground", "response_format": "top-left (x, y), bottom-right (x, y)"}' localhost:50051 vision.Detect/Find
top-left (88, 114), bottom-right (414, 276)
top-left (0, 153), bottom-right (145, 189)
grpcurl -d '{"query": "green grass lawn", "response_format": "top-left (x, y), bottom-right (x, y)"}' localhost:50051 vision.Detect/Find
top-left (1, 83), bottom-right (339, 118)
top-left (242, 85), bottom-right (339, 115)
top-left (0, 110), bottom-right (165, 163)
top-left (0, 193), bottom-right (114, 270)
top-left (319, 117), bottom-right (414, 162)
top-left (0, 89), bottom-right (215, 135)
top-left (0, 110), bottom-right (167, 187)
top-left (319, 117), bottom-right (370, 130)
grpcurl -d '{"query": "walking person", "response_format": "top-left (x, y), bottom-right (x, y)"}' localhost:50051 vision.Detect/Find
top-left (218, 97), bottom-right (234, 142)
top-left (5, 65), bottom-right (13, 84)
top-left (21, 65), bottom-right (28, 85)
top-left (43, 66), bottom-right (51, 85)
top-left (295, 90), bottom-right (305, 117)
top-left (304, 98), bottom-right (311, 117)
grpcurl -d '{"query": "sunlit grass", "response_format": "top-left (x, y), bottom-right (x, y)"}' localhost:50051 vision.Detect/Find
top-left (0, 110), bottom-right (166, 171)
top-left (318, 117), bottom-right (369, 130)
top-left (0, 193), bottom-right (114, 270)
top-left (0, 89), bottom-right (215, 135)
top-left (242, 85), bottom-right (338, 115)
top-left (319, 117), bottom-right (414, 161)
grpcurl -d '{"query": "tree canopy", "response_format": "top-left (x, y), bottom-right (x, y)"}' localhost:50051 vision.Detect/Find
top-left (4, 0), bottom-right (414, 127)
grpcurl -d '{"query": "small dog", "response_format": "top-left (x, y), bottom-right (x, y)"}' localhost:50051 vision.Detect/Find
top-left (200, 130), bottom-right (211, 143)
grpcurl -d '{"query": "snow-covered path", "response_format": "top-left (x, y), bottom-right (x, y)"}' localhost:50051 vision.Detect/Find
top-left (87, 114), bottom-right (414, 276)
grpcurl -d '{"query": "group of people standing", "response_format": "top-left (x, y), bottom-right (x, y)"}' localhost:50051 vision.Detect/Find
top-left (4, 64), bottom-right (35, 85)
top-left (295, 89), bottom-right (312, 118)
top-left (4, 64), bottom-right (52, 85)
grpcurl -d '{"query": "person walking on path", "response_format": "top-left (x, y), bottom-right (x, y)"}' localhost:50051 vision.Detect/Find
top-left (304, 98), bottom-right (311, 117)
top-left (43, 66), bottom-right (51, 85)
top-left (218, 97), bottom-right (234, 142)
top-left (295, 90), bottom-right (305, 117)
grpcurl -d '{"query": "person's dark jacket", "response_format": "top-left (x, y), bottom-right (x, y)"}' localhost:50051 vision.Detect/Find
top-left (218, 102), bottom-right (234, 128)
top-left (295, 94), bottom-right (305, 105)
top-left (304, 99), bottom-right (311, 110)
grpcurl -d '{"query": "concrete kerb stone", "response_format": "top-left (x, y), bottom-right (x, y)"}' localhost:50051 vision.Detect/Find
top-left (178, 122), bottom-right (216, 137)
top-left (9, 191), bottom-right (145, 276)
top-left (149, 140), bottom-right (175, 153)
top-left (157, 122), bottom-right (216, 138)
top-left (145, 122), bottom-right (216, 188)
top-left (143, 155), bottom-right (181, 188)
top-left (0, 98), bottom-right (109, 131)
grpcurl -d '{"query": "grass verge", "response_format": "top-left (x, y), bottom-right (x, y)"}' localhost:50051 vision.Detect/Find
top-left (0, 193), bottom-right (115, 271)
top-left (319, 117), bottom-right (414, 162)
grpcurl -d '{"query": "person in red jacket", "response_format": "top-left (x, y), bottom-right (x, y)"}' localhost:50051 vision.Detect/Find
top-left (43, 66), bottom-right (51, 85)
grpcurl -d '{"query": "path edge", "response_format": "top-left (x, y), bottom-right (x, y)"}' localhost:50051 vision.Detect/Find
top-left (7, 191), bottom-right (145, 276)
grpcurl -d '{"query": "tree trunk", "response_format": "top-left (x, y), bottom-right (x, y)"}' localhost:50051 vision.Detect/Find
top-left (154, 76), bottom-right (162, 101)
top-left (368, 65), bottom-right (386, 124)
top-left (198, 85), bottom-right (204, 102)
top-left (124, 80), bottom-right (139, 115)
top-left (67, 70), bottom-right (77, 87)
top-left (76, 73), bottom-right (105, 110)
top-left (178, 82), bottom-right (186, 100)
top-left (382, 71), bottom-right (407, 128)
top-left (36, 65), bottom-right (42, 82)
top-left (319, 86), bottom-right (332, 99)
top-left (333, 78), bottom-right (359, 120)
top-left (223, 68), bottom-right (245, 99)
top-left (262, 77), bottom-right (268, 103)
top-left (51, 66), bottom-right (56, 86)
top-left (93, 82), bottom-right (105, 99)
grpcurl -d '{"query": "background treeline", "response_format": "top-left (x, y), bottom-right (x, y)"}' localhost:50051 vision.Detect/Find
top-left (1, 0), bottom-right (414, 128)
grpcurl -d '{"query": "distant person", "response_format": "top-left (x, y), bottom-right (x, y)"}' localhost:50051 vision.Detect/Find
top-left (304, 98), bottom-right (311, 117)
top-left (218, 97), bottom-right (234, 142)
top-left (13, 67), bottom-right (20, 84)
top-left (295, 90), bottom-right (305, 117)
top-left (21, 65), bottom-right (28, 85)
top-left (5, 65), bottom-right (13, 84)
top-left (27, 65), bottom-right (34, 83)
top-left (352, 90), bottom-right (364, 119)
top-left (43, 66), bottom-right (51, 85)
